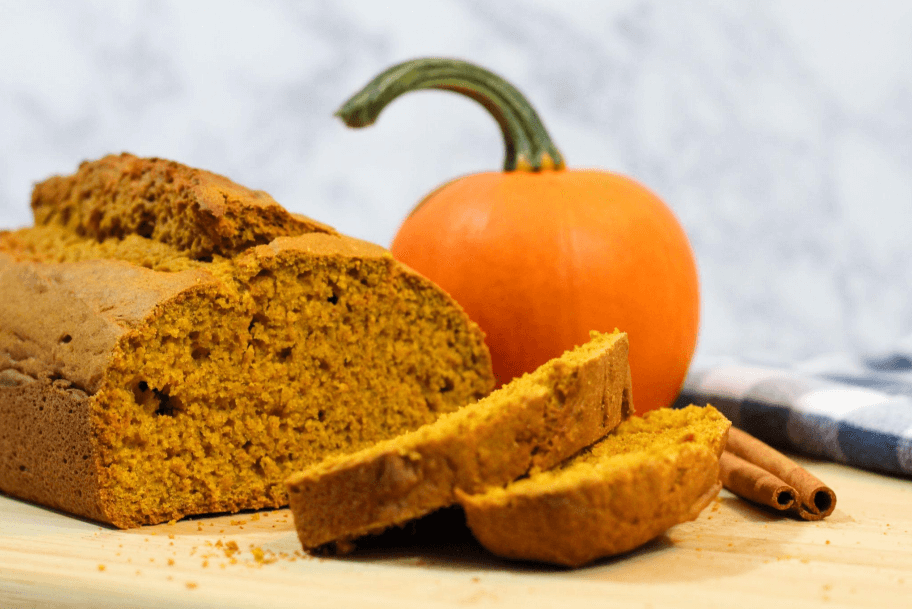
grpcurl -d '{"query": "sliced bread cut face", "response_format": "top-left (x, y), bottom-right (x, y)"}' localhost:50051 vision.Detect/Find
top-left (286, 330), bottom-right (633, 550)
top-left (457, 405), bottom-right (731, 567)
top-left (0, 155), bottom-right (494, 528)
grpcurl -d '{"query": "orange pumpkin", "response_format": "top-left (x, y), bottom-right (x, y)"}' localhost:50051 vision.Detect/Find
top-left (337, 59), bottom-right (699, 413)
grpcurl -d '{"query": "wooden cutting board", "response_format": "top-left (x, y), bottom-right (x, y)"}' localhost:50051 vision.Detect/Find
top-left (1, 456), bottom-right (910, 609)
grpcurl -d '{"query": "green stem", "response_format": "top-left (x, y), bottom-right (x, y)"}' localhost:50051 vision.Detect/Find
top-left (336, 58), bottom-right (565, 172)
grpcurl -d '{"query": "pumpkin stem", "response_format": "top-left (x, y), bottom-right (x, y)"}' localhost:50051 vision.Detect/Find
top-left (336, 58), bottom-right (565, 172)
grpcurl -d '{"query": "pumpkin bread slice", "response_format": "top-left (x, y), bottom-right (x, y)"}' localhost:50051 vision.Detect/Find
top-left (0, 154), bottom-right (495, 528)
top-left (286, 330), bottom-right (633, 550)
top-left (457, 405), bottom-right (730, 567)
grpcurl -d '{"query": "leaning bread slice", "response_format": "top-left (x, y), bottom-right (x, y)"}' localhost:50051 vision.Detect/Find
top-left (457, 405), bottom-right (730, 567)
top-left (286, 330), bottom-right (633, 550)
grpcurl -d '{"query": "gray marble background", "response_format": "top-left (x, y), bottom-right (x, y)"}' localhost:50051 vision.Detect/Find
top-left (1, 0), bottom-right (910, 367)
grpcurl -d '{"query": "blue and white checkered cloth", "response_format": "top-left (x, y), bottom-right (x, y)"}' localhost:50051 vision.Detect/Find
top-left (674, 342), bottom-right (912, 477)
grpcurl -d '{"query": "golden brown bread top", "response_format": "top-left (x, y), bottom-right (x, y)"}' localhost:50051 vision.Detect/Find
top-left (31, 153), bottom-right (337, 259)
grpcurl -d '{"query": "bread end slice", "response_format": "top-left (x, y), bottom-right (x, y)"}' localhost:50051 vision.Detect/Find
top-left (457, 405), bottom-right (730, 567)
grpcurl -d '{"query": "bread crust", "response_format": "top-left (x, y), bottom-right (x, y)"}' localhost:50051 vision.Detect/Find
top-left (0, 371), bottom-right (109, 523)
top-left (31, 153), bottom-right (337, 259)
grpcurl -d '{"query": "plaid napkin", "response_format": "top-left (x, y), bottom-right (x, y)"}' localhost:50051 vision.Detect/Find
top-left (674, 341), bottom-right (912, 477)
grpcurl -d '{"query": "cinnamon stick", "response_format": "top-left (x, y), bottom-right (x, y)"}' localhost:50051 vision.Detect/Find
top-left (719, 451), bottom-right (795, 511)
top-left (723, 427), bottom-right (836, 520)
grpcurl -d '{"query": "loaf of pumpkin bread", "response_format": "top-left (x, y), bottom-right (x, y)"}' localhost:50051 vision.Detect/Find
top-left (286, 330), bottom-right (633, 550)
top-left (457, 404), bottom-right (730, 566)
top-left (0, 153), bottom-right (495, 528)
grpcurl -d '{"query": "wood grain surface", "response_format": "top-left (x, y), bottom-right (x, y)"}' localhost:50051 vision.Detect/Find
top-left (1, 456), bottom-right (910, 609)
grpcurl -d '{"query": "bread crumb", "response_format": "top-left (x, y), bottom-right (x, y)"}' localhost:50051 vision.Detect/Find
top-left (168, 559), bottom-right (175, 566)
top-left (250, 546), bottom-right (278, 565)
top-left (186, 582), bottom-right (198, 590)
top-left (97, 564), bottom-right (106, 572)
top-left (224, 540), bottom-right (240, 557)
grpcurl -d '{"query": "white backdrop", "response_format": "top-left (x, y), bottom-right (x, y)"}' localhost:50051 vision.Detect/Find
top-left (1, 0), bottom-right (910, 366)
